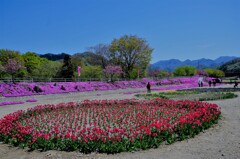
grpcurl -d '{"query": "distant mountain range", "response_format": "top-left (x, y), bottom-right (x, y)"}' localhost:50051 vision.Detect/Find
top-left (150, 56), bottom-right (238, 71)
top-left (39, 52), bottom-right (105, 66)
top-left (39, 53), bottom-right (238, 72)
top-left (39, 53), bottom-right (69, 61)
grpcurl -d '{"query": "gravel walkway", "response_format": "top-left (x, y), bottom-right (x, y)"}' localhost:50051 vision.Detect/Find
top-left (0, 85), bottom-right (240, 159)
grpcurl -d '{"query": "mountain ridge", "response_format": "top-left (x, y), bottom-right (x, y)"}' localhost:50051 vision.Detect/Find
top-left (150, 56), bottom-right (238, 71)
top-left (39, 53), bottom-right (238, 71)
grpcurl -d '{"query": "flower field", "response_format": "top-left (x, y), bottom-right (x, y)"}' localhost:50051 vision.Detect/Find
top-left (0, 101), bottom-right (24, 106)
top-left (0, 99), bottom-right (37, 107)
top-left (0, 98), bottom-right (221, 153)
top-left (0, 77), bottom-right (211, 97)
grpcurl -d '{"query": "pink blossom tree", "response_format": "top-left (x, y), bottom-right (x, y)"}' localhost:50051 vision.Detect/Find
top-left (4, 59), bottom-right (25, 83)
top-left (148, 69), bottom-right (160, 78)
top-left (196, 70), bottom-right (208, 77)
top-left (103, 65), bottom-right (122, 82)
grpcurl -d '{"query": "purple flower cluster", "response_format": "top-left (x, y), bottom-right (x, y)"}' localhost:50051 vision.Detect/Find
top-left (0, 101), bottom-right (24, 106)
top-left (26, 99), bottom-right (38, 102)
top-left (0, 76), bottom-right (212, 97)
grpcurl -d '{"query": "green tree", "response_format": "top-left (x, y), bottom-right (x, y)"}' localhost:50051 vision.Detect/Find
top-left (109, 35), bottom-right (153, 79)
top-left (71, 54), bottom-right (83, 72)
top-left (80, 66), bottom-right (102, 79)
top-left (174, 66), bottom-right (196, 76)
top-left (219, 58), bottom-right (240, 76)
top-left (148, 69), bottom-right (169, 79)
top-left (22, 52), bottom-right (42, 75)
top-left (0, 63), bottom-right (5, 77)
top-left (32, 59), bottom-right (62, 78)
top-left (0, 49), bottom-right (23, 65)
top-left (158, 70), bottom-right (169, 78)
top-left (204, 68), bottom-right (225, 77)
top-left (129, 68), bottom-right (140, 79)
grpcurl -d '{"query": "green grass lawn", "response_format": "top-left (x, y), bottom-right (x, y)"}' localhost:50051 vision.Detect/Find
top-left (136, 90), bottom-right (238, 101)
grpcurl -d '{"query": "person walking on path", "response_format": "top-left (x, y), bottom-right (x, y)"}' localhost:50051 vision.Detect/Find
top-left (198, 77), bottom-right (203, 87)
top-left (147, 82), bottom-right (151, 93)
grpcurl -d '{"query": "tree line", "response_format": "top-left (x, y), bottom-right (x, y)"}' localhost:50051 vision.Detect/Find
top-left (0, 34), bottom-right (227, 82)
top-left (0, 35), bottom-right (153, 81)
top-left (148, 65), bottom-right (225, 79)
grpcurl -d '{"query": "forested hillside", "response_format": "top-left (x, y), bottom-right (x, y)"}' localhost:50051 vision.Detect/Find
top-left (219, 58), bottom-right (240, 76)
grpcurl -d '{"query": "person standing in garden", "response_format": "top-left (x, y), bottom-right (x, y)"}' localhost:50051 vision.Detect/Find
top-left (234, 81), bottom-right (238, 88)
top-left (198, 77), bottom-right (203, 87)
top-left (147, 82), bottom-right (151, 93)
top-left (213, 80), bottom-right (216, 87)
top-left (208, 80), bottom-right (212, 87)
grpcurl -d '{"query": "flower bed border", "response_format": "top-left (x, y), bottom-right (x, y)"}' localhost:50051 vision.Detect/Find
top-left (0, 99), bottom-right (221, 153)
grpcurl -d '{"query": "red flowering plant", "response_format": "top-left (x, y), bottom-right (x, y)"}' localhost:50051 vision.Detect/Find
top-left (0, 98), bottom-right (221, 153)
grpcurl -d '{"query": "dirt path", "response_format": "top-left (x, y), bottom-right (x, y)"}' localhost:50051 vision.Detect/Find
top-left (0, 88), bottom-right (240, 159)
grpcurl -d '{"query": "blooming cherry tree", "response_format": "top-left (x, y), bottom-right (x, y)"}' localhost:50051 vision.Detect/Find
top-left (103, 65), bottom-right (122, 82)
top-left (4, 58), bottom-right (25, 83)
top-left (196, 70), bottom-right (208, 77)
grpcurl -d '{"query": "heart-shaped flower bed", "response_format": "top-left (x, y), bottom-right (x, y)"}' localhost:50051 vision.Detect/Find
top-left (0, 98), bottom-right (221, 153)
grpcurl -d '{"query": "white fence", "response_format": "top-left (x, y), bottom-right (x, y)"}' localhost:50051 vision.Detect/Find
top-left (0, 76), bottom-right (177, 83)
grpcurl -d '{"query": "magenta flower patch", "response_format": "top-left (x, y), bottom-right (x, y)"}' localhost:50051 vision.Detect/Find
top-left (0, 101), bottom-right (24, 106)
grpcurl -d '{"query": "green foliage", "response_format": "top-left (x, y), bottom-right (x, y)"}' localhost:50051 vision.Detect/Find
top-left (204, 68), bottom-right (225, 77)
top-left (0, 49), bottom-right (23, 65)
top-left (173, 66), bottom-right (196, 76)
top-left (128, 67), bottom-right (147, 79)
top-left (128, 68), bottom-right (138, 79)
top-left (136, 91), bottom-right (199, 99)
top-left (71, 54), bottom-right (83, 72)
top-left (128, 68), bottom-right (142, 79)
top-left (158, 70), bottom-right (169, 78)
top-left (109, 35), bottom-right (153, 79)
top-left (219, 58), bottom-right (240, 76)
top-left (72, 52), bottom-right (104, 68)
top-left (0, 63), bottom-right (5, 77)
top-left (15, 69), bottom-right (28, 78)
top-left (148, 69), bottom-right (169, 78)
top-left (198, 92), bottom-right (237, 101)
top-left (22, 52), bottom-right (42, 75)
top-left (136, 90), bottom-right (238, 101)
top-left (79, 66), bottom-right (103, 78)
top-left (0, 50), bottom-right (63, 79)
top-left (32, 59), bottom-right (62, 78)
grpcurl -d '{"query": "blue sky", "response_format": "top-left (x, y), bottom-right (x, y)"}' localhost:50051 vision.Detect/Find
top-left (0, 0), bottom-right (239, 63)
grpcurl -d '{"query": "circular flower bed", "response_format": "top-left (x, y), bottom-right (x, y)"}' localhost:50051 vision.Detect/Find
top-left (0, 99), bottom-right (221, 153)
